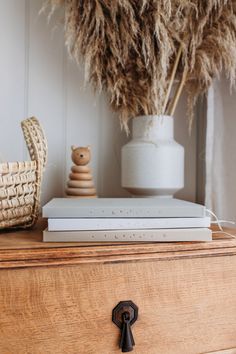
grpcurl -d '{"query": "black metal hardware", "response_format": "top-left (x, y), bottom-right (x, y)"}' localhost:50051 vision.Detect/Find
top-left (112, 301), bottom-right (138, 352)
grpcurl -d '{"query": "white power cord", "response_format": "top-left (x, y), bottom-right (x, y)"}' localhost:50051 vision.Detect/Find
top-left (206, 208), bottom-right (236, 239)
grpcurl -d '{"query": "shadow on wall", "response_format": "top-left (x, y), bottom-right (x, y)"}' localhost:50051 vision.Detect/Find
top-left (96, 94), bottom-right (130, 197)
top-left (174, 93), bottom-right (197, 202)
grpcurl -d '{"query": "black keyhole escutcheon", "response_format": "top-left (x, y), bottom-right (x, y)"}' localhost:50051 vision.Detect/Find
top-left (112, 301), bottom-right (138, 352)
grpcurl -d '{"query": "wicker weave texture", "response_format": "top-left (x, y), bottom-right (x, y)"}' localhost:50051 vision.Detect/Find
top-left (0, 118), bottom-right (47, 229)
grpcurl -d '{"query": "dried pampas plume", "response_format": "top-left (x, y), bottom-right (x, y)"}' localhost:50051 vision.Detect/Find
top-left (44, 0), bottom-right (236, 132)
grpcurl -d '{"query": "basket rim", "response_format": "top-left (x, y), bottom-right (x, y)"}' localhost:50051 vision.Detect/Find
top-left (0, 117), bottom-right (47, 230)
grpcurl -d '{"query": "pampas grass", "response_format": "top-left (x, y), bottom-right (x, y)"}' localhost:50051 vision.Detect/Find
top-left (44, 0), bottom-right (236, 131)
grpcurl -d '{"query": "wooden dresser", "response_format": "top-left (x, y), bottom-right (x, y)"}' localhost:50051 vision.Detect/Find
top-left (1, 222), bottom-right (236, 354)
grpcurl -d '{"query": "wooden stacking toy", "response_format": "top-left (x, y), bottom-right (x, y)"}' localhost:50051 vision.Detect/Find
top-left (66, 145), bottom-right (97, 198)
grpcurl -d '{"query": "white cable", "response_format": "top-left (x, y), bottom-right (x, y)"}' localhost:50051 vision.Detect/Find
top-left (206, 208), bottom-right (236, 239)
top-left (206, 208), bottom-right (224, 231)
top-left (211, 220), bottom-right (236, 225)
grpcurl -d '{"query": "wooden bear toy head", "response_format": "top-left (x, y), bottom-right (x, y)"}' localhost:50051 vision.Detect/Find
top-left (71, 146), bottom-right (91, 166)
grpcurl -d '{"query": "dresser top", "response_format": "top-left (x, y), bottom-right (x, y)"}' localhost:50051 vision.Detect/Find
top-left (0, 219), bottom-right (236, 269)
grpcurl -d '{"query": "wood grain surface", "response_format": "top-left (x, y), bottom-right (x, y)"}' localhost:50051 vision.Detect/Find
top-left (0, 222), bottom-right (236, 353)
top-left (0, 255), bottom-right (236, 353)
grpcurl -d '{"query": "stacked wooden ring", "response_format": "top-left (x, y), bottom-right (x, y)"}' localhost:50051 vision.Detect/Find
top-left (66, 165), bottom-right (97, 198)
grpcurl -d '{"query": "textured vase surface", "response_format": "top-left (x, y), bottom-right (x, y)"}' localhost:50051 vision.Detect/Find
top-left (121, 115), bottom-right (184, 197)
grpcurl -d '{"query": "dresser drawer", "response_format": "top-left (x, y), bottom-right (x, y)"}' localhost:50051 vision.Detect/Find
top-left (1, 252), bottom-right (236, 354)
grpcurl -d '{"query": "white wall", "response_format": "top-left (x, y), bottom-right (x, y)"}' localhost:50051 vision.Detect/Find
top-left (0, 0), bottom-right (197, 205)
top-left (205, 77), bottom-right (236, 220)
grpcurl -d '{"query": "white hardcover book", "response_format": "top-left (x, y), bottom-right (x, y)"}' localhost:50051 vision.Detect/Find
top-left (48, 217), bottom-right (211, 231)
top-left (43, 228), bottom-right (212, 242)
top-left (43, 198), bottom-right (206, 218)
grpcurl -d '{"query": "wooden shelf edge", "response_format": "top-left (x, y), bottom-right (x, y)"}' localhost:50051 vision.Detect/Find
top-left (1, 246), bottom-right (236, 269)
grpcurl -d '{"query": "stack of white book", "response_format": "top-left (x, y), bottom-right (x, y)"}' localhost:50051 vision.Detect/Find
top-left (42, 198), bottom-right (212, 242)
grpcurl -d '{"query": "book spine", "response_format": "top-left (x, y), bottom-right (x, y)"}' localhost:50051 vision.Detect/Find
top-left (48, 217), bottom-right (211, 232)
top-left (44, 228), bottom-right (212, 242)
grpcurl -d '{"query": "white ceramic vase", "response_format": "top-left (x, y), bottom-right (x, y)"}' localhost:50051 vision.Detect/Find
top-left (121, 115), bottom-right (184, 197)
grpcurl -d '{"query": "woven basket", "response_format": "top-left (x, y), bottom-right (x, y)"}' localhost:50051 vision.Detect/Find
top-left (0, 117), bottom-right (47, 229)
